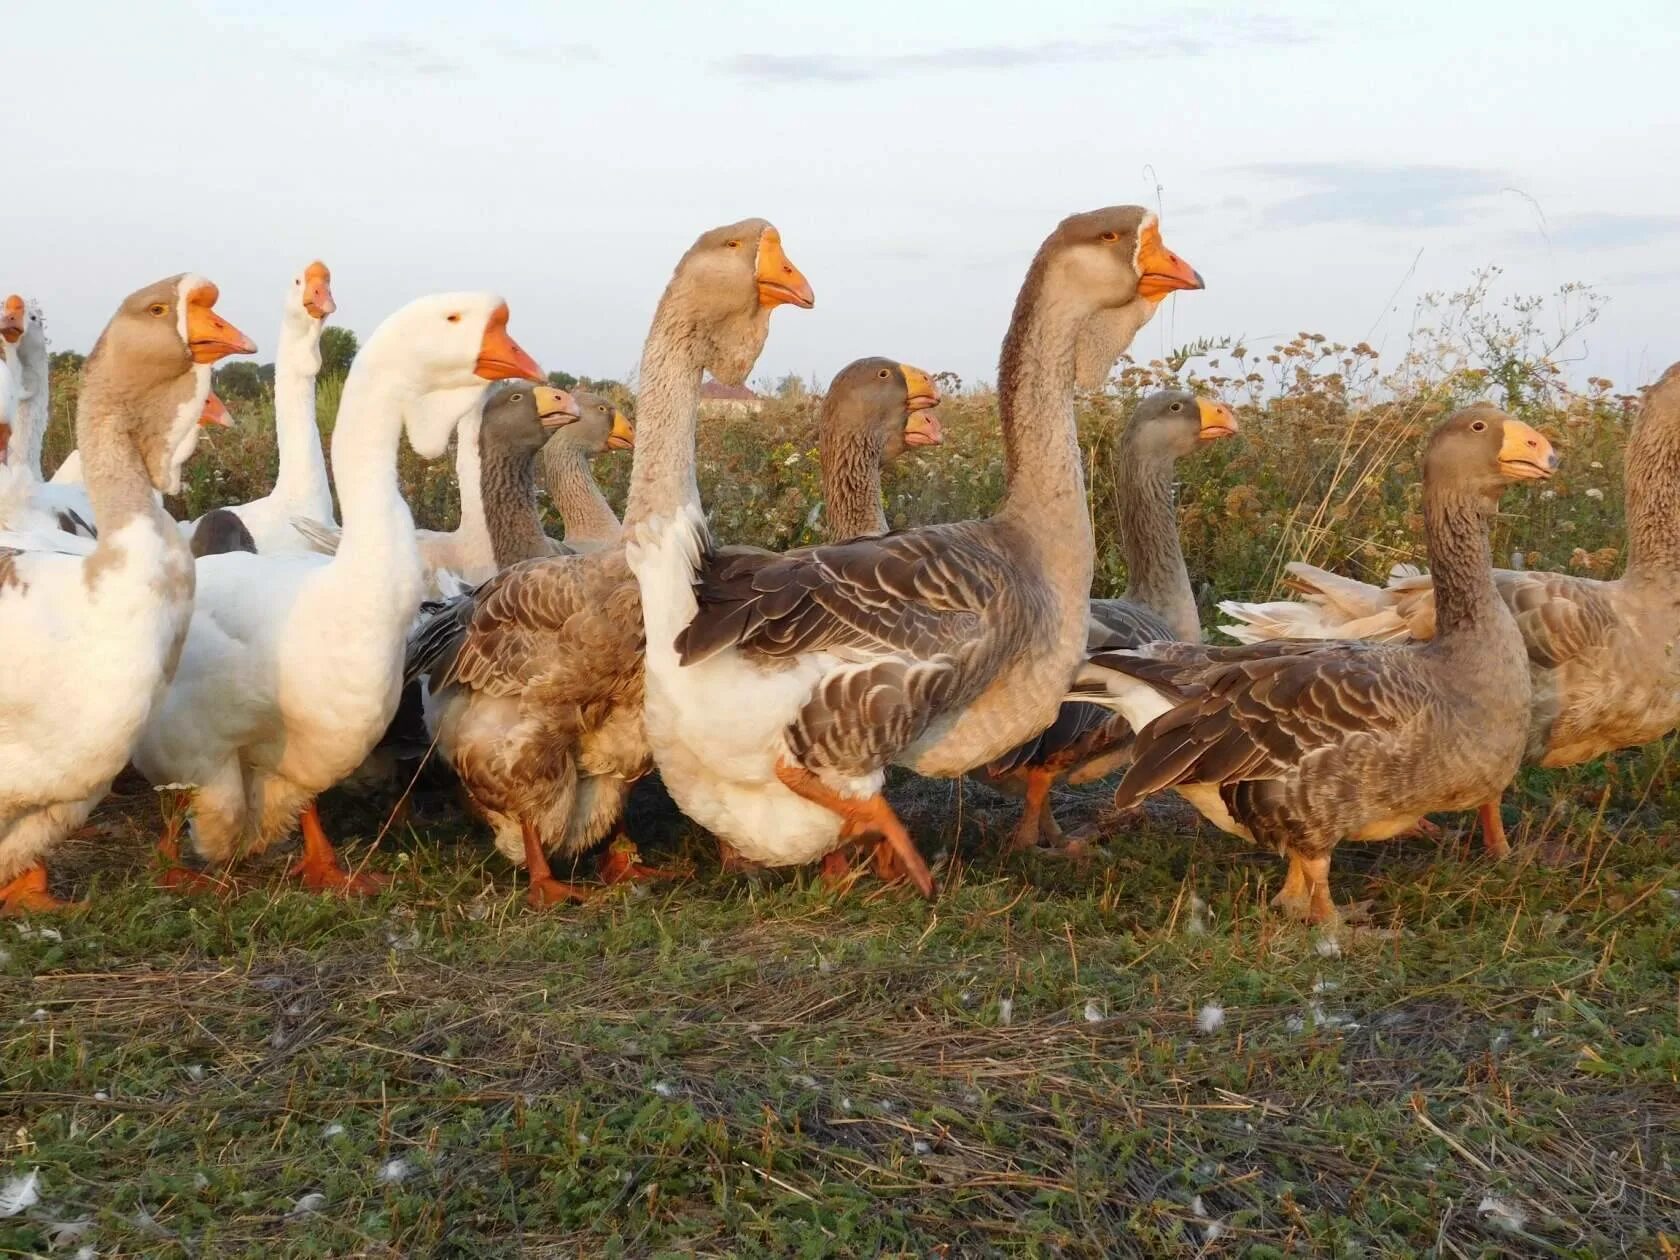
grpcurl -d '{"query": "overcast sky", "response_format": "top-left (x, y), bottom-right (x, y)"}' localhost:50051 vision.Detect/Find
top-left (8, 1), bottom-right (1677, 392)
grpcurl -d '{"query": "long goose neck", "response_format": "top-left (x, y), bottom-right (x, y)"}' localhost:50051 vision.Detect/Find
top-left (482, 442), bottom-right (551, 567)
top-left (822, 430), bottom-right (888, 540)
top-left (994, 276), bottom-right (1094, 600)
top-left (544, 442), bottom-right (621, 549)
top-left (4, 338), bottom-right (48, 477)
top-left (1115, 448), bottom-right (1198, 640)
top-left (1622, 378), bottom-right (1680, 585)
top-left (77, 376), bottom-right (192, 578)
top-left (326, 358), bottom-right (417, 579)
top-left (270, 316), bottom-right (332, 516)
top-left (451, 408), bottom-right (491, 556)
top-left (624, 303), bottom-right (706, 530)
top-left (1423, 483), bottom-right (1501, 640)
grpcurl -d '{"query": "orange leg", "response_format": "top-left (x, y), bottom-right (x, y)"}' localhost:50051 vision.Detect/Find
top-left (775, 759), bottom-right (935, 899)
top-left (819, 849), bottom-right (856, 888)
top-left (1299, 853), bottom-right (1339, 925)
top-left (290, 803), bottom-right (388, 896)
top-left (522, 820), bottom-right (595, 908)
top-left (153, 792), bottom-right (238, 896)
top-left (1007, 768), bottom-right (1054, 853)
top-left (1271, 853), bottom-right (1312, 918)
top-left (597, 835), bottom-right (684, 886)
top-left (717, 840), bottom-right (766, 873)
top-left (1478, 800), bottom-right (1511, 860)
top-left (0, 864), bottom-right (78, 915)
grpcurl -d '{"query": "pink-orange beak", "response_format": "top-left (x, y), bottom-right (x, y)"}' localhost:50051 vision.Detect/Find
top-left (185, 284), bottom-right (258, 364)
top-left (199, 393), bottom-right (232, 428)
top-left (755, 226), bottom-right (815, 310)
top-left (302, 260), bottom-right (335, 320)
top-left (474, 303), bottom-right (545, 382)
top-left (0, 295), bottom-right (25, 345)
top-left (1134, 220), bottom-right (1205, 302)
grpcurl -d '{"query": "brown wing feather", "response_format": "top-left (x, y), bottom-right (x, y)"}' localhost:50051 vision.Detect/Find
top-left (1493, 571), bottom-right (1620, 670)
top-left (675, 523), bottom-right (1002, 667)
top-left (1111, 647), bottom-right (1433, 810)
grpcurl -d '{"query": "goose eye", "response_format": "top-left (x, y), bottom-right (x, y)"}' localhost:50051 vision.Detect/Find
top-left (725, 240), bottom-right (741, 249)
top-left (148, 303), bottom-right (168, 317)
top-left (878, 368), bottom-right (890, 379)
top-left (1100, 231), bottom-right (1120, 243)
top-left (1471, 420), bottom-right (1487, 432)
top-left (447, 313), bottom-right (462, 323)
top-left (510, 393), bottom-right (523, 402)
top-left (1170, 402), bottom-right (1182, 412)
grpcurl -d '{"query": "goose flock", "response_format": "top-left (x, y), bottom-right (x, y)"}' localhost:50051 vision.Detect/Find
top-left (0, 205), bottom-right (1673, 927)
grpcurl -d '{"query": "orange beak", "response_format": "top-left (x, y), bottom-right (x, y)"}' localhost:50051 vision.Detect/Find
top-left (0, 295), bottom-right (25, 344)
top-left (1498, 418), bottom-right (1559, 480)
top-left (532, 384), bottom-right (581, 429)
top-left (0, 420), bottom-right (11, 461)
top-left (302, 260), bottom-right (336, 320)
top-left (1196, 397), bottom-right (1238, 441)
top-left (1134, 220), bottom-right (1205, 302)
top-left (185, 284), bottom-right (258, 364)
top-left (199, 393), bottom-right (232, 428)
top-left (475, 303), bottom-right (545, 382)
top-left (607, 409), bottom-right (635, 450)
top-left (755, 226), bottom-right (815, 309)
top-left (899, 362), bottom-right (941, 412)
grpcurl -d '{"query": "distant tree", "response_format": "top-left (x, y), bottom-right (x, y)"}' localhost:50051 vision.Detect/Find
top-left (774, 372), bottom-right (807, 401)
top-left (547, 370), bottom-right (579, 390)
top-left (214, 360), bottom-right (271, 403)
top-left (48, 349), bottom-right (85, 375)
top-left (319, 326), bottom-right (358, 377)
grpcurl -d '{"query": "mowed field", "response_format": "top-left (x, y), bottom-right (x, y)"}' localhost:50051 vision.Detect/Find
top-left (5, 301), bottom-right (1678, 1255)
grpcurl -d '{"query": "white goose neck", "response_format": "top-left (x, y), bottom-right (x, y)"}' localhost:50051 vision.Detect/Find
top-left (271, 312), bottom-right (333, 519)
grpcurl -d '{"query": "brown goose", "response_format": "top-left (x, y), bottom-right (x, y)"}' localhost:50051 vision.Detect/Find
top-left (1218, 365), bottom-right (1680, 857)
top-left (1076, 406), bottom-right (1558, 923)
top-left (983, 388), bottom-right (1237, 852)
top-left (403, 221), bottom-right (815, 906)
top-left (633, 208), bottom-right (1203, 896)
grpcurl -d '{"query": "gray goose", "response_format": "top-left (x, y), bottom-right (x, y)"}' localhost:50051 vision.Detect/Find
top-left (714, 354), bottom-right (946, 876)
top-left (404, 221), bottom-right (815, 906)
top-left (1077, 406), bottom-right (1558, 923)
top-left (983, 388), bottom-right (1237, 852)
top-left (480, 384), bottom-right (634, 566)
top-left (537, 390), bottom-right (635, 555)
top-left (634, 208), bottom-right (1204, 897)
top-left (1217, 364), bottom-right (1680, 857)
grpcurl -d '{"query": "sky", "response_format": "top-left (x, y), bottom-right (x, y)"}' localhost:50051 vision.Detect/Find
top-left (6, 0), bottom-right (1678, 393)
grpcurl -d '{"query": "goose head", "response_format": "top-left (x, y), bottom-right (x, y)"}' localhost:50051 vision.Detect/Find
top-left (1124, 389), bottom-right (1238, 463)
top-left (280, 260), bottom-right (336, 368)
top-left (827, 357), bottom-right (944, 465)
top-left (665, 219), bottom-right (814, 386)
top-left (0, 296), bottom-right (47, 392)
top-left (92, 274), bottom-right (256, 493)
top-left (0, 294), bottom-right (25, 346)
top-left (479, 380), bottom-right (584, 463)
top-left (1426, 403), bottom-right (1559, 501)
top-left (366, 294), bottom-right (544, 459)
top-left (1036, 208), bottom-right (1201, 388)
top-left (559, 390), bottom-right (636, 456)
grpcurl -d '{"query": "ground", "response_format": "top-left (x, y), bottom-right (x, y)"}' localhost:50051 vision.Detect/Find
top-left (2, 766), bottom-right (1676, 1258)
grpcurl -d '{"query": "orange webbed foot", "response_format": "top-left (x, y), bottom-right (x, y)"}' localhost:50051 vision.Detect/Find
top-left (526, 877), bottom-right (597, 909)
top-left (292, 803), bottom-right (387, 897)
top-left (597, 836), bottom-right (685, 886)
top-left (0, 865), bottom-right (81, 915)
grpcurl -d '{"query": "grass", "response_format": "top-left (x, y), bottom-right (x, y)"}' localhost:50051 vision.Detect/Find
top-left (3, 765), bottom-right (1677, 1257)
top-left (9, 279), bottom-right (1676, 1254)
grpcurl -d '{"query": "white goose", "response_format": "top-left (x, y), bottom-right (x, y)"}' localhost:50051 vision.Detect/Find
top-left (0, 276), bottom-right (254, 913)
top-left (0, 295), bottom-right (99, 538)
top-left (133, 294), bottom-right (542, 892)
top-left (183, 260), bottom-right (338, 554)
